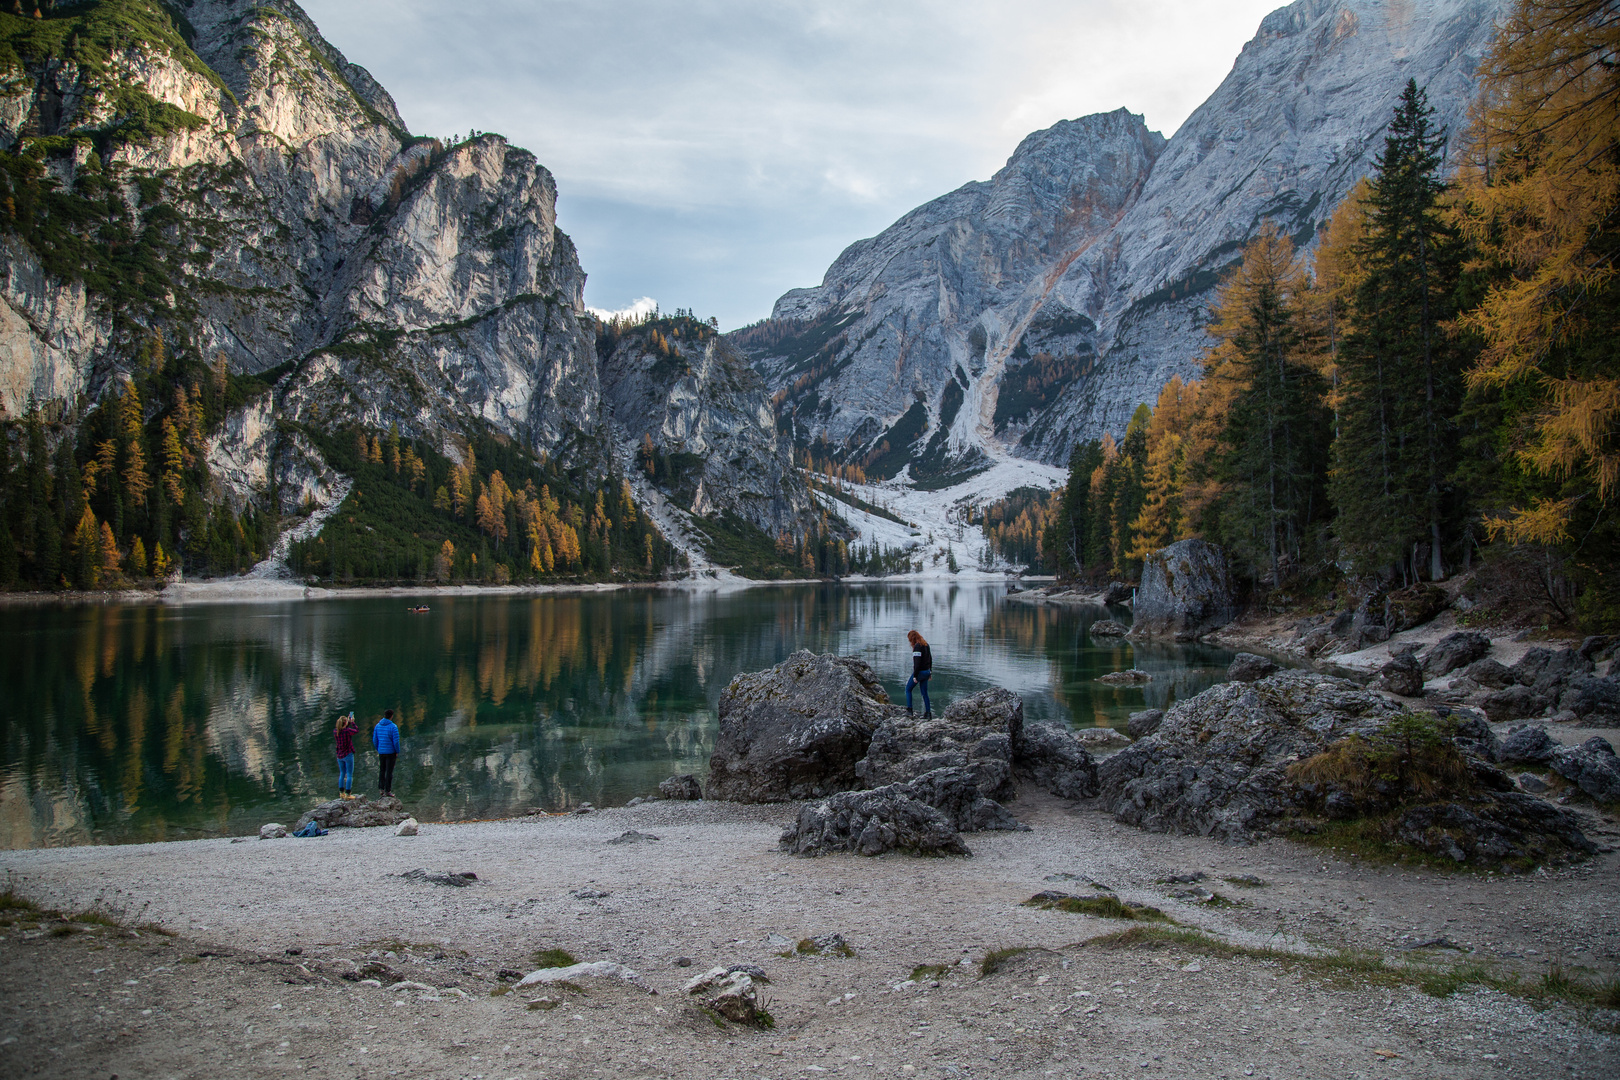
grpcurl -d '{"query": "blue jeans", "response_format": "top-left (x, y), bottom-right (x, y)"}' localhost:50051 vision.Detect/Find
top-left (337, 753), bottom-right (354, 791)
top-left (906, 671), bottom-right (932, 713)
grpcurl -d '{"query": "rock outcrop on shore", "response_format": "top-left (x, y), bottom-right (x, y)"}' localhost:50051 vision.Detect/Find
top-left (706, 652), bottom-right (893, 803)
top-left (1130, 540), bottom-right (1238, 641)
top-left (1097, 669), bottom-right (1596, 866)
top-left (295, 796), bottom-right (410, 832)
top-left (713, 653), bottom-right (1103, 854)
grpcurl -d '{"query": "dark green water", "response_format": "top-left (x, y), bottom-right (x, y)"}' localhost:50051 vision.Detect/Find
top-left (0, 584), bottom-right (1239, 849)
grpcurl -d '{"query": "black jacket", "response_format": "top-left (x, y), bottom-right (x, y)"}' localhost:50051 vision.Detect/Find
top-left (911, 642), bottom-right (933, 676)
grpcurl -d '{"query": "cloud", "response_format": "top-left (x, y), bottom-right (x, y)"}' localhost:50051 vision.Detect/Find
top-left (586, 296), bottom-right (659, 324)
top-left (300, 0), bottom-right (1283, 329)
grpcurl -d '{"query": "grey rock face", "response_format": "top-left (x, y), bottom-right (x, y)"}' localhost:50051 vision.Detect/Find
top-left (1227, 654), bottom-right (1279, 683)
top-left (741, 0), bottom-right (1508, 485)
top-left (599, 331), bottom-right (815, 537)
top-left (1421, 632), bottom-right (1492, 677)
top-left (658, 774), bottom-right (704, 801)
top-left (1130, 540), bottom-right (1238, 640)
top-left (1013, 723), bottom-right (1100, 799)
top-left (706, 651), bottom-right (892, 803)
top-left (1550, 738), bottom-right (1620, 803)
top-left (1126, 709), bottom-right (1165, 739)
top-left (855, 688), bottom-right (1022, 801)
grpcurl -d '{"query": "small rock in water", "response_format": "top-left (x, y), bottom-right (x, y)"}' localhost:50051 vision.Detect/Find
top-left (259, 823), bottom-right (288, 840)
top-left (607, 830), bottom-right (660, 845)
top-left (1097, 670), bottom-right (1151, 685)
top-left (1089, 619), bottom-right (1128, 637)
top-left (1072, 727), bottom-right (1132, 749)
top-left (394, 817), bottom-right (418, 837)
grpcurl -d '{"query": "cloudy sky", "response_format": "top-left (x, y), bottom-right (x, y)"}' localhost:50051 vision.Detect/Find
top-left (300, 0), bottom-right (1284, 328)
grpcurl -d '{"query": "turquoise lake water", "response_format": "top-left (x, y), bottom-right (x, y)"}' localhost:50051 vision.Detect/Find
top-left (0, 584), bottom-right (1240, 848)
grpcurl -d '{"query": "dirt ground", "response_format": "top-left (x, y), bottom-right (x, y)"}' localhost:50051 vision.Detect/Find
top-left (2, 793), bottom-right (1617, 1080)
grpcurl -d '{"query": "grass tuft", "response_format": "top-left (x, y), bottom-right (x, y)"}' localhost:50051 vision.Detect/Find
top-left (979, 947), bottom-right (1029, 977)
top-left (72, 910), bottom-right (119, 927)
top-left (490, 984), bottom-right (511, 997)
top-left (1023, 894), bottom-right (1174, 922)
top-left (909, 963), bottom-right (952, 982)
top-left (530, 947), bottom-right (577, 969)
top-left (49, 923), bottom-right (76, 937)
top-left (0, 889), bottom-right (40, 913)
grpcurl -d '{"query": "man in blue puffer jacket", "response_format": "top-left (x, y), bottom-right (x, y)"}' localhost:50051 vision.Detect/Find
top-left (372, 709), bottom-right (401, 797)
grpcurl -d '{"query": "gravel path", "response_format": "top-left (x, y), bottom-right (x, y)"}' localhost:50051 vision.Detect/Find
top-left (3, 795), bottom-right (1617, 1079)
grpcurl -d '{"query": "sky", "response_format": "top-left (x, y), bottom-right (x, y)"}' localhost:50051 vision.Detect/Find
top-left (299, 0), bottom-right (1285, 329)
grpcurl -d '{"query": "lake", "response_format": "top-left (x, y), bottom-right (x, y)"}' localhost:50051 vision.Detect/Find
top-left (0, 584), bottom-right (1240, 849)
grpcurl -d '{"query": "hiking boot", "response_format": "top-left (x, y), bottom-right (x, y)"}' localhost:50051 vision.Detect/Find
top-left (906, 707), bottom-right (914, 717)
top-left (923, 709), bottom-right (933, 719)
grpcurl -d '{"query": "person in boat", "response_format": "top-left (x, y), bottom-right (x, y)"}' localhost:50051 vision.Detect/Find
top-left (372, 709), bottom-right (401, 798)
top-left (906, 629), bottom-right (934, 719)
top-left (334, 712), bottom-right (358, 800)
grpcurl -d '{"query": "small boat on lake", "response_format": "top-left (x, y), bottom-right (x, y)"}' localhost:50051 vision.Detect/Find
top-left (407, 605), bottom-right (430, 613)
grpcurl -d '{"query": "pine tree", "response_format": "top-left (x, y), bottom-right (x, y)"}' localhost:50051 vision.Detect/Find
top-left (1041, 440), bottom-right (1105, 578)
top-left (1204, 224), bottom-right (1333, 584)
top-left (1331, 80), bottom-right (1470, 580)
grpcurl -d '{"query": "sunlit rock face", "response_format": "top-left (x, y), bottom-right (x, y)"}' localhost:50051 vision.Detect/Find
top-left (0, 0), bottom-right (815, 542)
top-left (742, 0), bottom-right (1509, 482)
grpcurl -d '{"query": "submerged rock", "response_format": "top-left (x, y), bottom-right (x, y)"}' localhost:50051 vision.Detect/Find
top-left (1090, 619), bottom-right (1128, 637)
top-left (706, 651), bottom-right (893, 802)
top-left (1097, 669), bottom-right (1152, 685)
top-left (1130, 539), bottom-right (1238, 641)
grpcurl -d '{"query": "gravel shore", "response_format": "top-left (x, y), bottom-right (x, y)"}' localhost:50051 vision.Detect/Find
top-left (3, 794), bottom-right (1617, 1079)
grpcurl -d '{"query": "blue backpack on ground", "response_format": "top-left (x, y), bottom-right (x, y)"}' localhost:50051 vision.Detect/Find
top-left (293, 821), bottom-right (328, 838)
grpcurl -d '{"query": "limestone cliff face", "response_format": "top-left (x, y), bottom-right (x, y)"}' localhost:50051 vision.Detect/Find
top-left (743, 0), bottom-right (1509, 479)
top-left (0, 0), bottom-right (806, 553)
top-left (599, 323), bottom-right (814, 538)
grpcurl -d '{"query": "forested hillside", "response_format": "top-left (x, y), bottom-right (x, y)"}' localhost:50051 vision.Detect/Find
top-left (992, 1), bottom-right (1619, 630)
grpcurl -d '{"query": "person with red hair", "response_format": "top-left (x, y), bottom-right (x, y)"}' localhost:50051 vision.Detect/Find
top-left (905, 630), bottom-right (933, 718)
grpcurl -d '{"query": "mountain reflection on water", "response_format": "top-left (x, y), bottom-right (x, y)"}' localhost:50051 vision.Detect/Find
top-left (0, 584), bottom-right (1240, 849)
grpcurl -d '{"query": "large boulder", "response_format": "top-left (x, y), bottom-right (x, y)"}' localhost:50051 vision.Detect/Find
top-left (1550, 737), bottom-right (1620, 803)
top-left (1098, 670), bottom-right (1399, 842)
top-left (780, 779), bottom-right (969, 858)
top-left (706, 652), bottom-right (894, 802)
top-left (1012, 723), bottom-right (1100, 799)
top-left (1095, 670), bottom-right (1594, 865)
top-left (295, 795), bottom-right (410, 832)
top-left (1129, 539), bottom-right (1238, 641)
top-left (856, 688), bottom-right (1021, 800)
top-left (1460, 658), bottom-right (1515, 689)
top-left (1510, 646), bottom-right (1593, 698)
top-left (1227, 653), bottom-right (1279, 683)
top-left (1127, 709), bottom-right (1165, 739)
top-left (1386, 584), bottom-right (1449, 632)
top-left (1499, 725), bottom-right (1557, 765)
top-left (658, 774), bottom-right (704, 800)
top-left (898, 766), bottom-right (1029, 832)
top-left (1559, 675), bottom-right (1620, 725)
top-left (1373, 653), bottom-right (1425, 697)
top-left (1421, 632), bottom-right (1492, 677)
top-left (1481, 684), bottom-right (1549, 722)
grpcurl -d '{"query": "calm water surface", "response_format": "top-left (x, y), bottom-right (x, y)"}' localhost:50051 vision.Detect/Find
top-left (0, 584), bottom-right (1240, 848)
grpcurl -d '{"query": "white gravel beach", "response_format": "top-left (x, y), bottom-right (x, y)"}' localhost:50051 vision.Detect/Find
top-left (3, 794), bottom-right (1616, 1079)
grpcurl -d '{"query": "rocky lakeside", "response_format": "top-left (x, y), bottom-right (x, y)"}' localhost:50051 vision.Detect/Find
top-left (3, 649), bottom-right (1619, 1078)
